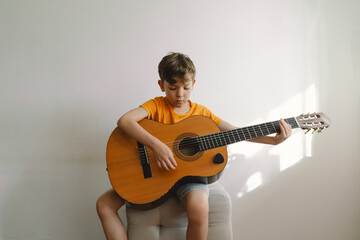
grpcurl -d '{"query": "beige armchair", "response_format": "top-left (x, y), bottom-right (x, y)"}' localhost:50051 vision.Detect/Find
top-left (125, 182), bottom-right (232, 240)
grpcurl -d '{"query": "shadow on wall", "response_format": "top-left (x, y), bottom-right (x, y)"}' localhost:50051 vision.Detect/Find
top-left (0, 83), bottom-right (320, 239)
top-left (0, 105), bottom-right (111, 240)
top-left (219, 83), bottom-right (319, 200)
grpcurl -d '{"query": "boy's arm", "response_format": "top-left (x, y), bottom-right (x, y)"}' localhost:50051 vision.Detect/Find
top-left (117, 107), bottom-right (177, 171)
top-left (218, 119), bottom-right (292, 145)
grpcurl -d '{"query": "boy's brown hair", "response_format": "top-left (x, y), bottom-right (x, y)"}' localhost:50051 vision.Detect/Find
top-left (158, 52), bottom-right (196, 84)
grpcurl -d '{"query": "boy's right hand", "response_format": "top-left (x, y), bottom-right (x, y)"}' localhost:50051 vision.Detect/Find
top-left (151, 141), bottom-right (177, 171)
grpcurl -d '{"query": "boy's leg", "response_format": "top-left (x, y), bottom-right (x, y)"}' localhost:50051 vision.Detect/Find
top-left (96, 189), bottom-right (127, 240)
top-left (182, 190), bottom-right (209, 240)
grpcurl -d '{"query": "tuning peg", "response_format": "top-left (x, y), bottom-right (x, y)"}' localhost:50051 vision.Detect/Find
top-left (304, 129), bottom-right (311, 134)
top-left (317, 127), bottom-right (324, 133)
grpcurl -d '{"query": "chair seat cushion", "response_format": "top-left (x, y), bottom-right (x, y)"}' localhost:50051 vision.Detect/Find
top-left (126, 182), bottom-right (232, 240)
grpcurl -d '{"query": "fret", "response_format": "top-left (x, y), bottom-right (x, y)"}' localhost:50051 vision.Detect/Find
top-left (208, 133), bottom-right (218, 148)
top-left (209, 135), bottom-right (216, 149)
top-left (245, 127), bottom-right (254, 139)
top-left (234, 129), bottom-right (242, 142)
top-left (239, 128), bottom-right (247, 140)
top-left (210, 134), bottom-right (216, 147)
top-left (229, 130), bottom-right (236, 143)
top-left (263, 123), bottom-right (271, 135)
top-left (258, 124), bottom-right (264, 136)
top-left (237, 129), bottom-right (244, 141)
top-left (198, 136), bottom-right (203, 151)
top-left (197, 136), bottom-right (204, 151)
top-left (240, 130), bottom-right (246, 141)
top-left (268, 122), bottom-right (277, 133)
top-left (253, 125), bottom-right (262, 137)
top-left (201, 135), bottom-right (209, 150)
top-left (240, 128), bottom-right (246, 140)
top-left (221, 132), bottom-right (228, 145)
top-left (251, 126), bottom-right (258, 138)
top-left (251, 127), bottom-right (256, 138)
top-left (287, 119), bottom-right (294, 127)
top-left (217, 133), bottom-right (224, 146)
top-left (273, 121), bottom-right (281, 133)
top-left (259, 124), bottom-right (268, 135)
top-left (201, 136), bottom-right (208, 151)
top-left (214, 134), bottom-right (220, 147)
top-left (253, 125), bottom-right (259, 136)
top-left (251, 126), bottom-right (257, 138)
top-left (205, 136), bottom-right (210, 150)
top-left (229, 132), bottom-right (235, 143)
top-left (287, 117), bottom-right (299, 128)
top-left (195, 136), bottom-right (201, 150)
top-left (207, 136), bottom-right (211, 150)
top-left (224, 132), bottom-right (232, 145)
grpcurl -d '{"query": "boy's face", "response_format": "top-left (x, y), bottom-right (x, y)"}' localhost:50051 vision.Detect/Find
top-left (158, 74), bottom-right (195, 109)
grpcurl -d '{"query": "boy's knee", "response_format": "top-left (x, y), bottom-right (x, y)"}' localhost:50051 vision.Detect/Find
top-left (96, 196), bottom-right (109, 217)
top-left (185, 197), bottom-right (209, 225)
top-left (187, 204), bottom-right (208, 225)
top-left (96, 192), bottom-right (124, 218)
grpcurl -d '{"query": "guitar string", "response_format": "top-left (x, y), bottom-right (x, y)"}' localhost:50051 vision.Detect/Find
top-left (108, 119), bottom-right (300, 167)
top-left (136, 120), bottom-right (296, 158)
top-left (139, 127), bottom-right (300, 167)
top-left (143, 120), bottom-right (291, 152)
top-left (154, 119), bottom-right (295, 148)
top-left (112, 123), bottom-right (278, 165)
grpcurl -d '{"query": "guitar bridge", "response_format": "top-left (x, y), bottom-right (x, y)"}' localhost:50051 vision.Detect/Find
top-left (137, 142), bottom-right (152, 179)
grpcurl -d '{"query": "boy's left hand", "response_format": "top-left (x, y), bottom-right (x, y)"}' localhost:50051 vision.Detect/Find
top-left (274, 119), bottom-right (292, 145)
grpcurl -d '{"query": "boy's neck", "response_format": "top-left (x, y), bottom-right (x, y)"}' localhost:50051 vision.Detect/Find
top-left (167, 97), bottom-right (191, 114)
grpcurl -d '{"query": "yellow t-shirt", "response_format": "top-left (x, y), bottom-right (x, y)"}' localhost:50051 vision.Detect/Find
top-left (141, 96), bottom-right (222, 125)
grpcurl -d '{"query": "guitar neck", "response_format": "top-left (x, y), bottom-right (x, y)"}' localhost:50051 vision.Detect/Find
top-left (197, 117), bottom-right (299, 151)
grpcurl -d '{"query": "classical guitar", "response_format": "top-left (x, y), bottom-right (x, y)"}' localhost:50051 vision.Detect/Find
top-left (106, 113), bottom-right (331, 209)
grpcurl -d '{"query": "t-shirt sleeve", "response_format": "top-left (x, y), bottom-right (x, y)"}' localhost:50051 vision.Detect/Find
top-left (211, 113), bottom-right (222, 125)
top-left (140, 98), bottom-right (157, 120)
top-left (199, 105), bottom-right (222, 125)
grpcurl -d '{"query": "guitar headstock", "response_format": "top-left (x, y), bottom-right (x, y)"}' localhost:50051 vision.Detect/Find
top-left (295, 112), bottom-right (331, 134)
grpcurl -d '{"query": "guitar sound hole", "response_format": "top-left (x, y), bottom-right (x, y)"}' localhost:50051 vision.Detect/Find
top-left (179, 138), bottom-right (200, 156)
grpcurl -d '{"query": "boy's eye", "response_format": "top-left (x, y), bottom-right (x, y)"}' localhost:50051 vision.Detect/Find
top-left (169, 88), bottom-right (176, 90)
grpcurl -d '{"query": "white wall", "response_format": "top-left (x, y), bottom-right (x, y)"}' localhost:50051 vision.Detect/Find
top-left (1, 0), bottom-right (359, 239)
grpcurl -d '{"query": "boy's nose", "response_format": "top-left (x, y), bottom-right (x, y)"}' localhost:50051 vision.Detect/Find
top-left (176, 89), bottom-right (184, 96)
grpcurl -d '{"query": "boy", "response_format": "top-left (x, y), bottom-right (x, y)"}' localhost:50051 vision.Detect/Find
top-left (96, 52), bottom-right (292, 240)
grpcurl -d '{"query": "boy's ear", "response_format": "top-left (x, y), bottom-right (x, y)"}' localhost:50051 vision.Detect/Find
top-left (158, 80), bottom-right (165, 92)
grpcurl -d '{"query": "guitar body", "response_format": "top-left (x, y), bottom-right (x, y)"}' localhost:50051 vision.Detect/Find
top-left (106, 115), bottom-right (227, 210)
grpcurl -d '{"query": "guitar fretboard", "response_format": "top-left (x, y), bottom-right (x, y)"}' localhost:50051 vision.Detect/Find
top-left (197, 117), bottom-right (299, 151)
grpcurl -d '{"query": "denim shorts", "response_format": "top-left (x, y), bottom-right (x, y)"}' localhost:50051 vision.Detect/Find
top-left (175, 182), bottom-right (209, 201)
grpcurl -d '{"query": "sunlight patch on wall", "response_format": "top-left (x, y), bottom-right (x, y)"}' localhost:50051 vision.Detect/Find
top-left (268, 84), bottom-right (318, 171)
top-left (304, 133), bottom-right (313, 157)
top-left (227, 118), bottom-right (266, 167)
top-left (246, 171), bottom-right (263, 192)
top-left (227, 118), bottom-right (266, 160)
top-left (235, 84), bottom-right (318, 198)
top-left (228, 141), bottom-right (264, 159)
top-left (269, 132), bottom-right (304, 171)
top-left (237, 171), bottom-right (263, 198)
top-left (268, 88), bottom-right (307, 172)
top-left (304, 84), bottom-right (317, 157)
